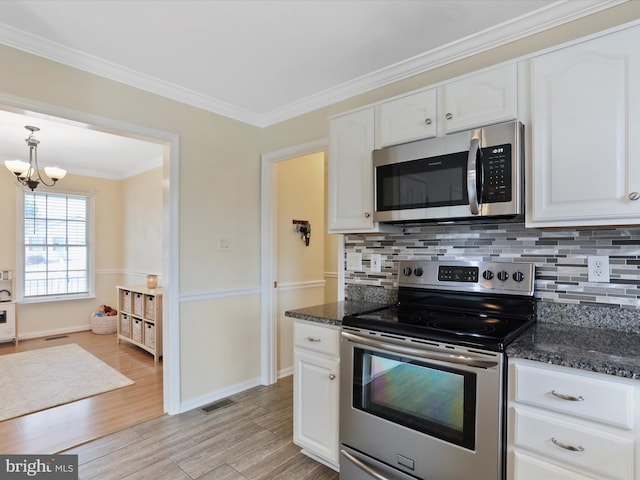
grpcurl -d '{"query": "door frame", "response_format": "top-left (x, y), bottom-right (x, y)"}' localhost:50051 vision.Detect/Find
top-left (260, 137), bottom-right (329, 384)
top-left (0, 92), bottom-right (181, 414)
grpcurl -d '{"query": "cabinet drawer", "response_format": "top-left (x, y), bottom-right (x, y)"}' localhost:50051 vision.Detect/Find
top-left (294, 321), bottom-right (339, 356)
top-left (512, 450), bottom-right (598, 480)
top-left (514, 363), bottom-right (633, 429)
top-left (513, 408), bottom-right (634, 480)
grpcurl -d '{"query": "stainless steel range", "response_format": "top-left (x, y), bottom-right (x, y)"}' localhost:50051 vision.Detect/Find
top-left (339, 259), bottom-right (536, 480)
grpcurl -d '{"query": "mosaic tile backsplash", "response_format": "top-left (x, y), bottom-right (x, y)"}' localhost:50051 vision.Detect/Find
top-left (344, 222), bottom-right (640, 309)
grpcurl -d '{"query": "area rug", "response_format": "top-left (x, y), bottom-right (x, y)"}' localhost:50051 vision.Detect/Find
top-left (0, 343), bottom-right (134, 422)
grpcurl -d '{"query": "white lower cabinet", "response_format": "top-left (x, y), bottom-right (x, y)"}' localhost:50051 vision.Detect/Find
top-left (508, 358), bottom-right (640, 480)
top-left (293, 320), bottom-right (340, 470)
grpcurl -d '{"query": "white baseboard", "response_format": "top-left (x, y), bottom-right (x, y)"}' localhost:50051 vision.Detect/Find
top-left (19, 324), bottom-right (91, 341)
top-left (278, 367), bottom-right (293, 378)
top-left (179, 376), bottom-right (262, 413)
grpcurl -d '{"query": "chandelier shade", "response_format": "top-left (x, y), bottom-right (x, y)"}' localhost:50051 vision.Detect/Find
top-left (4, 126), bottom-right (67, 191)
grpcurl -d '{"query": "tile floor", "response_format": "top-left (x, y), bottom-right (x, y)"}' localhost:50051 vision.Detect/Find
top-left (65, 375), bottom-right (338, 480)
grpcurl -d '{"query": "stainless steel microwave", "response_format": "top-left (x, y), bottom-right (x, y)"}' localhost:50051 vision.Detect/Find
top-left (373, 121), bottom-right (524, 223)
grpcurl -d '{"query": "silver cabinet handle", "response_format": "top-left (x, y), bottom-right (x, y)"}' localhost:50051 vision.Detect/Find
top-left (424, 118), bottom-right (432, 125)
top-left (551, 390), bottom-right (584, 402)
top-left (306, 336), bottom-right (321, 343)
top-left (551, 437), bottom-right (585, 452)
top-left (341, 449), bottom-right (391, 480)
top-left (329, 373), bottom-right (336, 380)
top-left (629, 192), bottom-right (640, 201)
top-left (364, 212), bottom-right (371, 218)
top-left (445, 113), bottom-right (453, 120)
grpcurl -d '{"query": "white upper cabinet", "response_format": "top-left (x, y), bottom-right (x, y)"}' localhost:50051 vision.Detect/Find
top-left (328, 107), bottom-right (398, 233)
top-left (375, 88), bottom-right (437, 148)
top-left (527, 26), bottom-right (640, 227)
top-left (439, 63), bottom-right (518, 135)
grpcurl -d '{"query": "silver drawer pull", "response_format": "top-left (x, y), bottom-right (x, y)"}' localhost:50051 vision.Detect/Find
top-left (329, 373), bottom-right (336, 380)
top-left (551, 390), bottom-right (584, 402)
top-left (306, 336), bottom-right (321, 343)
top-left (629, 192), bottom-right (640, 201)
top-left (551, 437), bottom-right (585, 452)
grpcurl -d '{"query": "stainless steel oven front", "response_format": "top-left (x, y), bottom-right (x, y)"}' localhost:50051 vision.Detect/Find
top-left (339, 327), bottom-right (505, 480)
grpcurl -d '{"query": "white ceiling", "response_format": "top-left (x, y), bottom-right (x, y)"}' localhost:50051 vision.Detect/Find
top-left (0, 0), bottom-right (624, 179)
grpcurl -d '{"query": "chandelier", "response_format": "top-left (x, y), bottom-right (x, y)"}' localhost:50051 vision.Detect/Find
top-left (4, 126), bottom-right (67, 191)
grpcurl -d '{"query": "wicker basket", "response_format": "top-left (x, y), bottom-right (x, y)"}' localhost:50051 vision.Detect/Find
top-left (91, 315), bottom-right (117, 334)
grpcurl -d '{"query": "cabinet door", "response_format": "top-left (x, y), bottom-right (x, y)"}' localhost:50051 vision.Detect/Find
top-left (328, 108), bottom-right (376, 232)
top-left (293, 349), bottom-right (339, 466)
top-left (375, 88), bottom-right (437, 148)
top-left (440, 63), bottom-right (517, 134)
top-left (528, 26), bottom-right (640, 227)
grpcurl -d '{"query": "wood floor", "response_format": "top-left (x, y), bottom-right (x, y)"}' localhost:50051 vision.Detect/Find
top-left (0, 330), bottom-right (164, 454)
top-left (65, 375), bottom-right (338, 480)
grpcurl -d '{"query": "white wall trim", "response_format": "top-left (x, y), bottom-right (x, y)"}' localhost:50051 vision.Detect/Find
top-left (0, 1), bottom-right (625, 127)
top-left (324, 271), bottom-right (338, 279)
top-left (278, 367), bottom-right (293, 379)
top-left (261, 138), bottom-right (329, 386)
top-left (179, 376), bottom-right (261, 413)
top-left (18, 324), bottom-right (91, 341)
top-left (277, 280), bottom-right (326, 292)
top-left (180, 287), bottom-right (261, 303)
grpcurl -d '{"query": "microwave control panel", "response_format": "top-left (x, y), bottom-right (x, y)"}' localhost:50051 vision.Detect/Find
top-left (481, 144), bottom-right (512, 203)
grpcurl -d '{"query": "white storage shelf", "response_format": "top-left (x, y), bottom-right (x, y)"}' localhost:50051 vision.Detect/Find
top-left (116, 285), bottom-right (162, 362)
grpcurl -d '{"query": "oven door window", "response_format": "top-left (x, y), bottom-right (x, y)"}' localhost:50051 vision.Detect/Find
top-left (375, 151), bottom-right (468, 211)
top-left (353, 347), bottom-right (476, 450)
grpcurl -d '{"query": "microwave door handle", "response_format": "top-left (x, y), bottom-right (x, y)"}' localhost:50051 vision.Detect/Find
top-left (467, 137), bottom-right (481, 215)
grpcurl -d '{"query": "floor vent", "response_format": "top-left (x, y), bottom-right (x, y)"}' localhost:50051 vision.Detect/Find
top-left (200, 398), bottom-right (234, 414)
top-left (46, 335), bottom-right (70, 341)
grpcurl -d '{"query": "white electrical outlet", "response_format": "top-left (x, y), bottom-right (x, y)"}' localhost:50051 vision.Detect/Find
top-left (588, 256), bottom-right (610, 283)
top-left (346, 252), bottom-right (363, 271)
top-left (370, 254), bottom-right (382, 273)
top-left (217, 238), bottom-right (230, 251)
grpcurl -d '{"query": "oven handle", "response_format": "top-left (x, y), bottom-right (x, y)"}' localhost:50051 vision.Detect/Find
top-left (341, 449), bottom-right (393, 480)
top-left (341, 331), bottom-right (498, 369)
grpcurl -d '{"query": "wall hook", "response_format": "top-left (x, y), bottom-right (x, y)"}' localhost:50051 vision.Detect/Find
top-left (292, 219), bottom-right (311, 246)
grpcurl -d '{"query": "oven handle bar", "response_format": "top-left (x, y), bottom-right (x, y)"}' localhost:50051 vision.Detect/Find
top-left (340, 449), bottom-right (392, 480)
top-left (341, 331), bottom-right (499, 368)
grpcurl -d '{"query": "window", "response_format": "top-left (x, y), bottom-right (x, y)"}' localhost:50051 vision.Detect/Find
top-left (21, 191), bottom-right (92, 300)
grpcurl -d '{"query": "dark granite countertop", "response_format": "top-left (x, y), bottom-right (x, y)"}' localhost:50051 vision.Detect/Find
top-left (284, 300), bottom-right (390, 327)
top-left (285, 293), bottom-right (640, 381)
top-left (506, 322), bottom-right (640, 380)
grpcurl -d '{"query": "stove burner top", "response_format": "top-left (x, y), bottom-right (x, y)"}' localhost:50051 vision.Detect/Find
top-left (342, 260), bottom-right (537, 351)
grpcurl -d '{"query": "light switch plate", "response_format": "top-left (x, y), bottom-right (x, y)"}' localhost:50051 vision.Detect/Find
top-left (370, 254), bottom-right (382, 273)
top-left (346, 252), bottom-right (363, 271)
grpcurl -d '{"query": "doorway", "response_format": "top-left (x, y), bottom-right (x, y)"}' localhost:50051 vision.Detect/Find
top-left (260, 138), bottom-right (339, 384)
top-left (0, 93), bottom-right (180, 416)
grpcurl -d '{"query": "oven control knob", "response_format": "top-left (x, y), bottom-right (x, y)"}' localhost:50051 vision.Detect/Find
top-left (403, 266), bottom-right (413, 276)
top-left (513, 271), bottom-right (525, 282)
top-left (497, 271), bottom-right (509, 282)
top-left (482, 270), bottom-right (494, 280)
top-left (414, 267), bottom-right (424, 277)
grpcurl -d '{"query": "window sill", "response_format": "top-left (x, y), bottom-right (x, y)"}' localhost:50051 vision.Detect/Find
top-left (19, 293), bottom-right (96, 304)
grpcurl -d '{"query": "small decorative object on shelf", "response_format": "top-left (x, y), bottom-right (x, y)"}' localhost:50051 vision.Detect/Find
top-left (146, 274), bottom-right (158, 289)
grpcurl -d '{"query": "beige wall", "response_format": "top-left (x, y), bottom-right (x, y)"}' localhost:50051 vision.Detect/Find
top-left (121, 167), bottom-right (163, 285)
top-left (276, 153), bottom-right (325, 373)
top-left (0, 2), bottom-right (638, 408)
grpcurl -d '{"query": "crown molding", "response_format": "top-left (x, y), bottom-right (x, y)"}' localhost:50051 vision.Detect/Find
top-left (0, 0), bottom-right (627, 128)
